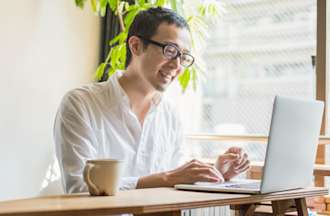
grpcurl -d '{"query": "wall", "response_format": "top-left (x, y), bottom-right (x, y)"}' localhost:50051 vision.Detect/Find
top-left (0, 0), bottom-right (100, 200)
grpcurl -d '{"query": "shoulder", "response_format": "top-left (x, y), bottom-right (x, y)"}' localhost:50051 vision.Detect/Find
top-left (60, 81), bottom-right (113, 112)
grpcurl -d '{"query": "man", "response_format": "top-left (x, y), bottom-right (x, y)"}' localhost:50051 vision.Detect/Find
top-left (54, 7), bottom-right (250, 193)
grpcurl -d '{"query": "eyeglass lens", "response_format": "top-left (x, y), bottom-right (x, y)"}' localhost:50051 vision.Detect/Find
top-left (163, 44), bottom-right (193, 67)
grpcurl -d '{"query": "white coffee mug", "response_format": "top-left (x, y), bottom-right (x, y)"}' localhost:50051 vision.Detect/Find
top-left (83, 159), bottom-right (122, 196)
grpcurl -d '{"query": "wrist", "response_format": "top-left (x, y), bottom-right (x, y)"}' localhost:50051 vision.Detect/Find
top-left (136, 171), bottom-right (175, 188)
top-left (162, 170), bottom-right (176, 187)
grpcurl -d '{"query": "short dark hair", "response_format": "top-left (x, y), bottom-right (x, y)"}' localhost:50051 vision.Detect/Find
top-left (125, 7), bottom-right (189, 68)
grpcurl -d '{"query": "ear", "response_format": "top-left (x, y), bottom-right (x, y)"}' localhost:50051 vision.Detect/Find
top-left (128, 36), bottom-right (144, 56)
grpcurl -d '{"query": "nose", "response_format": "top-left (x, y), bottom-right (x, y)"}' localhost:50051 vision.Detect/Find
top-left (168, 56), bottom-right (181, 71)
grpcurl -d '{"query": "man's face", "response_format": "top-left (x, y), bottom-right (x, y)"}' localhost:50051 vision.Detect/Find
top-left (138, 23), bottom-right (191, 92)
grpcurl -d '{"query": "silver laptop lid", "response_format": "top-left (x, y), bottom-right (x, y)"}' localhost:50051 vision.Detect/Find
top-left (260, 96), bottom-right (324, 193)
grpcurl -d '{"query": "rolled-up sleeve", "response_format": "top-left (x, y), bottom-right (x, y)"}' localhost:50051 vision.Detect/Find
top-left (118, 177), bottom-right (139, 190)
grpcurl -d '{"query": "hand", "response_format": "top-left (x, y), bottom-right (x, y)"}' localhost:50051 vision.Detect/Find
top-left (215, 147), bottom-right (250, 181)
top-left (166, 159), bottom-right (224, 186)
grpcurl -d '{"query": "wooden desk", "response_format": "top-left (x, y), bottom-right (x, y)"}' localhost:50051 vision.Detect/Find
top-left (0, 187), bottom-right (327, 216)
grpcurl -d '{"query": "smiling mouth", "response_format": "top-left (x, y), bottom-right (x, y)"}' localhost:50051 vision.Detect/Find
top-left (159, 70), bottom-right (172, 83)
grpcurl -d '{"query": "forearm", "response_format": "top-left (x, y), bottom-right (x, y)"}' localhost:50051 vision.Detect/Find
top-left (136, 171), bottom-right (174, 188)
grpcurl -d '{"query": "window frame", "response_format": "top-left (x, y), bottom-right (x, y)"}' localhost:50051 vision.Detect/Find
top-left (315, 0), bottom-right (327, 187)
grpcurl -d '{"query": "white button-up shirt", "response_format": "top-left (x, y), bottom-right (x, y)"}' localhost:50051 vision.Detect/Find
top-left (54, 71), bottom-right (186, 193)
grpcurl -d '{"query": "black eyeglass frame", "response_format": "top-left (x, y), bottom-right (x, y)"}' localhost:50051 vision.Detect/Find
top-left (136, 35), bottom-right (195, 67)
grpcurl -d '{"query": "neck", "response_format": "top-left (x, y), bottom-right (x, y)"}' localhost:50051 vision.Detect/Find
top-left (118, 69), bottom-right (157, 106)
top-left (118, 69), bottom-right (158, 125)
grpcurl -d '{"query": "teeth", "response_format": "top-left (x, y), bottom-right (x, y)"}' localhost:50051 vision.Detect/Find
top-left (160, 71), bottom-right (171, 81)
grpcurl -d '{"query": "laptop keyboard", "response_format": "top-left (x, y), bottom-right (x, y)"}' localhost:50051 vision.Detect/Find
top-left (224, 182), bottom-right (261, 189)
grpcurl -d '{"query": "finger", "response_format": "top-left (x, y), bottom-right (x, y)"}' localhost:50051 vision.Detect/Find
top-left (221, 161), bottom-right (249, 180)
top-left (189, 169), bottom-right (218, 183)
top-left (196, 168), bottom-right (225, 183)
top-left (188, 159), bottom-right (204, 168)
top-left (194, 167), bottom-right (224, 181)
top-left (212, 165), bottom-right (224, 176)
top-left (219, 153), bottom-right (240, 163)
top-left (190, 159), bottom-right (203, 164)
top-left (233, 157), bottom-right (249, 170)
top-left (235, 160), bottom-right (250, 173)
top-left (226, 147), bottom-right (242, 154)
top-left (235, 153), bottom-right (248, 166)
top-left (195, 174), bottom-right (223, 183)
top-left (240, 164), bottom-right (250, 173)
top-left (191, 160), bottom-right (217, 169)
top-left (239, 152), bottom-right (248, 164)
top-left (222, 169), bottom-right (239, 181)
top-left (233, 165), bottom-right (250, 177)
top-left (183, 159), bottom-right (200, 166)
top-left (195, 167), bottom-right (221, 178)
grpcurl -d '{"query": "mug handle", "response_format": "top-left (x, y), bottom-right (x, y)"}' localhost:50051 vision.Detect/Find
top-left (83, 163), bottom-right (100, 195)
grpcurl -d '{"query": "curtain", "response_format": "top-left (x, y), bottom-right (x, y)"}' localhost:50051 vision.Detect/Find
top-left (99, 1), bottom-right (135, 82)
top-left (99, 7), bottom-right (120, 82)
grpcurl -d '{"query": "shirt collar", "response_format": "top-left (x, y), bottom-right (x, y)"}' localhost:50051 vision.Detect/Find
top-left (109, 71), bottom-right (163, 110)
top-left (110, 70), bottom-right (130, 107)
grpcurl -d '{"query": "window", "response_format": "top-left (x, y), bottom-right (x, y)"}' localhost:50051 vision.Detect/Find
top-left (169, 0), bottom-right (325, 176)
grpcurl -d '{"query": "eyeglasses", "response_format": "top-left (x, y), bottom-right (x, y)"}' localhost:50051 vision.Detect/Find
top-left (137, 35), bottom-right (195, 68)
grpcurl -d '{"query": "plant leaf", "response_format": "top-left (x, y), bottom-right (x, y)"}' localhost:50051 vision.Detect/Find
top-left (169, 0), bottom-right (177, 11)
top-left (109, 32), bottom-right (125, 46)
top-left (178, 68), bottom-right (191, 92)
top-left (198, 5), bottom-right (206, 16)
top-left (124, 2), bottom-right (130, 11)
top-left (75, 0), bottom-right (87, 8)
top-left (99, 0), bottom-right (108, 16)
top-left (118, 44), bottom-right (126, 69)
top-left (95, 63), bottom-right (106, 81)
top-left (137, 0), bottom-right (146, 6)
top-left (156, 0), bottom-right (166, 7)
top-left (110, 46), bottom-right (120, 68)
top-left (108, 67), bottom-right (116, 77)
top-left (124, 9), bottom-right (139, 29)
top-left (108, 0), bottom-right (117, 12)
top-left (126, 4), bottom-right (139, 12)
top-left (89, 0), bottom-right (97, 12)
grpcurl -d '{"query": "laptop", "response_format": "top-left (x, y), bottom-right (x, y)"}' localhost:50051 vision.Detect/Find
top-left (175, 96), bottom-right (324, 194)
